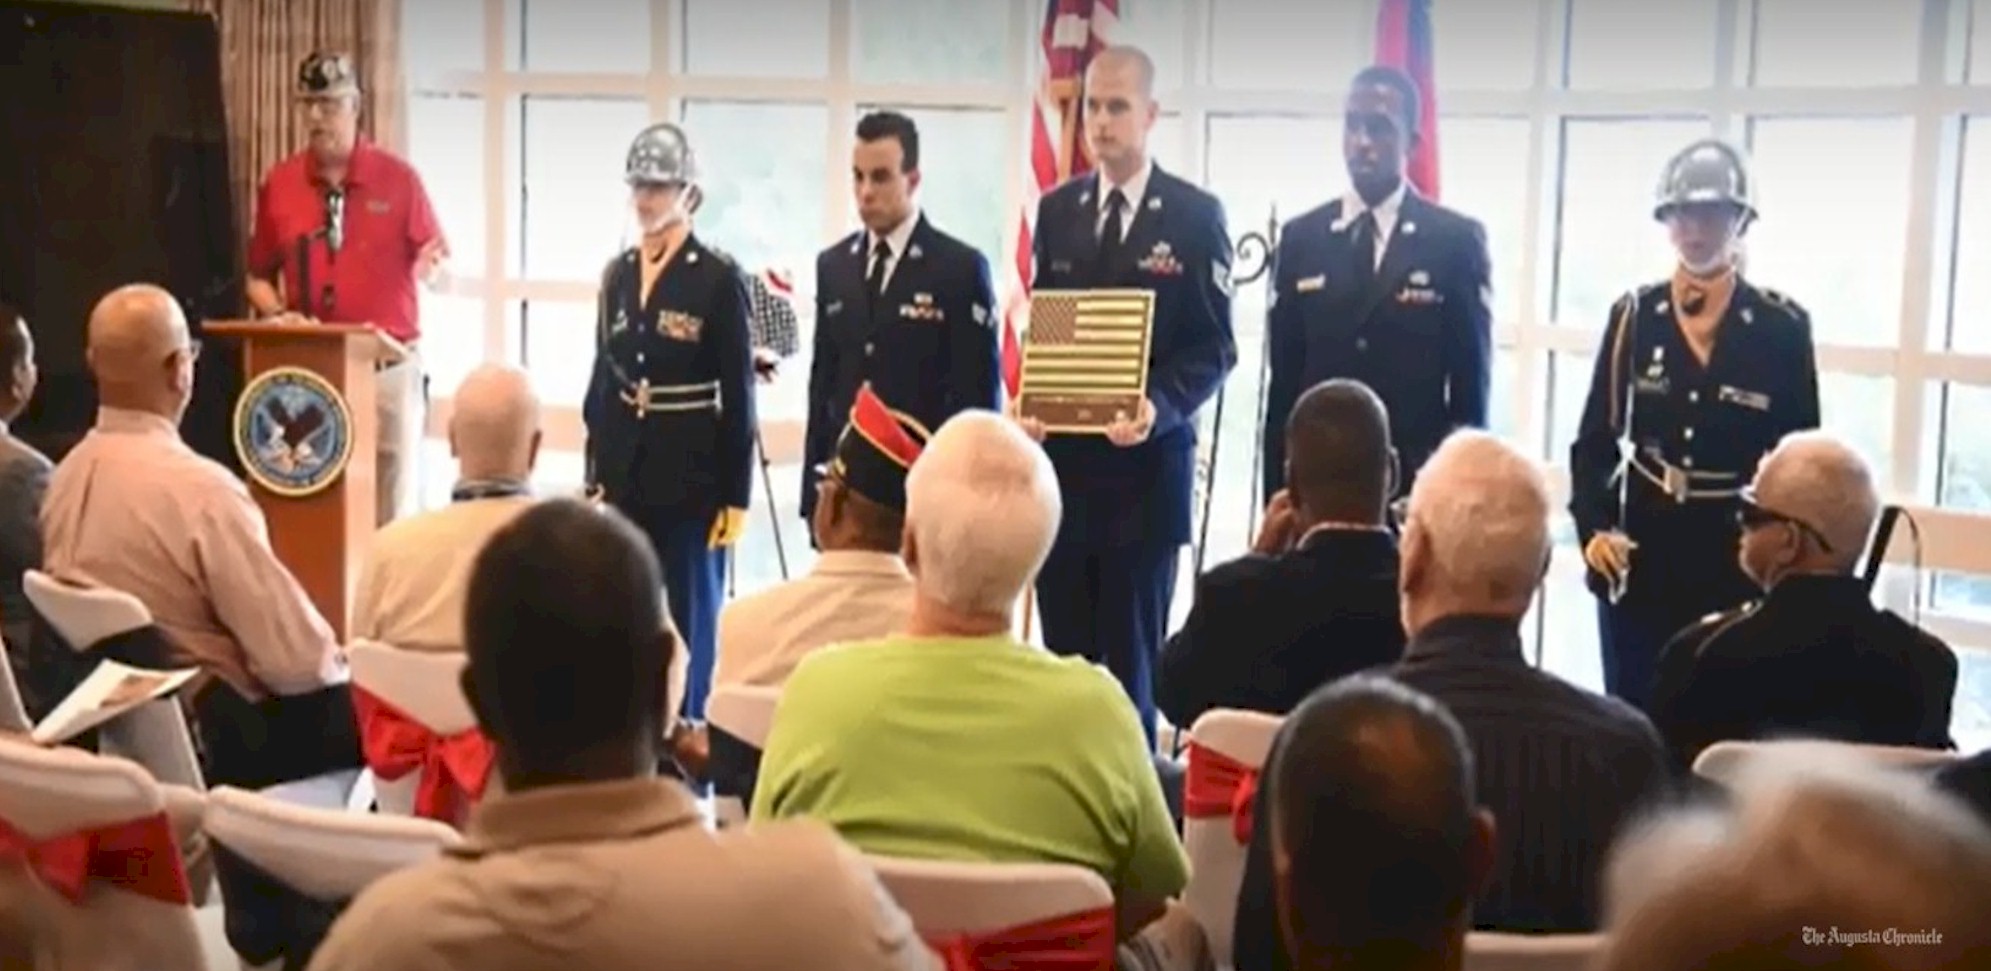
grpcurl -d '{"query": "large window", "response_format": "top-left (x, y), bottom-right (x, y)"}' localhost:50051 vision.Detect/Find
top-left (405, 0), bottom-right (1991, 748)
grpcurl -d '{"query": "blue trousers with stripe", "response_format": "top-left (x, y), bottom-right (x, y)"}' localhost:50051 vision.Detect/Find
top-left (628, 508), bottom-right (726, 723)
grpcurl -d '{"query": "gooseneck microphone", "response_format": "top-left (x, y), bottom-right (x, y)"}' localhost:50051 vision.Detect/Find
top-left (324, 186), bottom-right (346, 256)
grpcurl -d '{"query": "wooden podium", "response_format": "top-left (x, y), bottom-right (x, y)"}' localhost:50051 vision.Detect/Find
top-left (203, 321), bottom-right (406, 640)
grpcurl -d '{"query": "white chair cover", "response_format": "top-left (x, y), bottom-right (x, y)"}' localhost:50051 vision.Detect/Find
top-left (1692, 738), bottom-right (1958, 786)
top-left (705, 685), bottom-right (781, 827)
top-left (203, 786), bottom-right (458, 902)
top-left (1464, 931), bottom-right (1606, 971)
top-left (1181, 708), bottom-right (1281, 969)
top-left (0, 738), bottom-right (207, 971)
top-left (22, 571), bottom-right (150, 648)
top-left (866, 855), bottom-right (1112, 939)
top-left (345, 641), bottom-right (479, 818)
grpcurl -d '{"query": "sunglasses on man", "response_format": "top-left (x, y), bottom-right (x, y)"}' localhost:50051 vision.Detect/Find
top-left (1736, 487), bottom-right (1833, 553)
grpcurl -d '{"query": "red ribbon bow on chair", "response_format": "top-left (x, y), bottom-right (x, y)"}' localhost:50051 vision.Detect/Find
top-left (927, 906), bottom-right (1117, 971)
top-left (352, 687), bottom-right (494, 823)
top-left (0, 811), bottom-right (192, 906)
top-left (1183, 742), bottom-right (1261, 845)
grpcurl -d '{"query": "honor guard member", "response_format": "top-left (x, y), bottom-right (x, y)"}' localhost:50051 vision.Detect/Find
top-left (1014, 46), bottom-right (1237, 745)
top-left (804, 110), bottom-right (999, 523)
top-left (1262, 65), bottom-right (1493, 502)
top-left (1568, 137), bottom-right (1820, 712)
top-left (584, 122), bottom-right (755, 724)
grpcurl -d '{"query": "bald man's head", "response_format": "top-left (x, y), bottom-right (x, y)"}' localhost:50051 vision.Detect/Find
top-left (1740, 431), bottom-right (1878, 582)
top-left (448, 364), bottom-right (542, 482)
top-left (87, 284), bottom-right (196, 420)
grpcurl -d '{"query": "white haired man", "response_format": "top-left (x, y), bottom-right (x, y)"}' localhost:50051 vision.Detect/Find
top-left (752, 411), bottom-right (1188, 941)
top-left (1651, 431), bottom-right (1957, 772)
top-left (351, 363), bottom-right (541, 652)
top-left (1370, 431), bottom-right (1666, 933)
top-left (1600, 752), bottom-right (1991, 971)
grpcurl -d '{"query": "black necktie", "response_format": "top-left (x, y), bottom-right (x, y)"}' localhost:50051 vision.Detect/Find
top-left (1099, 188), bottom-right (1128, 264)
top-left (866, 238), bottom-right (892, 300)
top-left (1351, 210), bottom-right (1377, 288)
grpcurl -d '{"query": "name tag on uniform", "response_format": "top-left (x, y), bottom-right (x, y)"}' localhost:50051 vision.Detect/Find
top-left (1634, 375), bottom-right (1670, 394)
top-left (1296, 274), bottom-right (1327, 293)
top-left (1051, 260), bottom-right (1074, 273)
top-left (1718, 385), bottom-right (1771, 411)
top-left (657, 310), bottom-right (704, 343)
top-left (825, 300), bottom-right (844, 317)
top-left (1396, 287), bottom-right (1443, 306)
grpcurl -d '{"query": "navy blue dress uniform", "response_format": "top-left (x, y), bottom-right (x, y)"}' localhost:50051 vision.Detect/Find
top-left (584, 123), bottom-right (755, 724)
top-left (802, 214), bottom-right (998, 519)
top-left (1569, 141), bottom-right (1820, 712)
top-left (1031, 162), bottom-right (1237, 744)
top-left (1261, 185), bottom-right (1493, 499)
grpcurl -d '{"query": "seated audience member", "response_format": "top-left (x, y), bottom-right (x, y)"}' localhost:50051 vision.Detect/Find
top-left (309, 499), bottom-right (934, 971)
top-left (752, 412), bottom-right (1188, 939)
top-left (1653, 431), bottom-right (1957, 771)
top-left (714, 384), bottom-right (920, 689)
top-left (1158, 379), bottom-right (1405, 728)
top-left (1268, 677), bottom-right (1495, 971)
top-left (1599, 752), bottom-right (1991, 971)
top-left (1240, 431), bottom-right (1669, 967)
top-left (351, 363), bottom-right (540, 652)
top-left (40, 284), bottom-right (350, 787)
top-left (0, 303), bottom-right (49, 694)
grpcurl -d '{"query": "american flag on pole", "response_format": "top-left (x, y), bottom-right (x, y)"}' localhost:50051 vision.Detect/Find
top-left (1002, 0), bottom-right (1118, 400)
top-left (1020, 290), bottom-right (1154, 395)
top-left (1376, 0), bottom-right (1441, 200)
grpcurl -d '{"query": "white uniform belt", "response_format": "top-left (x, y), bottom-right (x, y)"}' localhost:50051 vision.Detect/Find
top-left (620, 379), bottom-right (719, 414)
top-left (1629, 452), bottom-right (1744, 503)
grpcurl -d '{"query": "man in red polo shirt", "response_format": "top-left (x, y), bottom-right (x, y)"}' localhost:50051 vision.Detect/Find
top-left (246, 51), bottom-right (447, 526)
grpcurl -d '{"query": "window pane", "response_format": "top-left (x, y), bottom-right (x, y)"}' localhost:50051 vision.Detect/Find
top-left (407, 94), bottom-right (486, 274)
top-left (1490, 347), bottom-right (1525, 444)
top-left (1547, 350), bottom-right (1593, 463)
top-left (1953, 649), bottom-right (1991, 750)
top-left (522, 300), bottom-right (595, 407)
top-left (853, 107), bottom-right (1007, 267)
top-left (1945, 119), bottom-right (1991, 352)
top-left (1819, 372), bottom-right (1895, 481)
top-left (1537, 553), bottom-right (1604, 693)
top-left (403, 0), bottom-right (483, 81)
top-left (522, 0), bottom-right (649, 74)
top-left (1441, 117), bottom-right (1531, 324)
top-left (683, 0), bottom-right (829, 78)
top-left (1975, 0), bottom-right (1991, 83)
top-left (1210, 0), bottom-right (1368, 92)
top-left (1435, 0), bottom-right (1541, 91)
top-left (418, 292), bottom-right (488, 399)
top-left (1208, 117), bottom-right (1342, 315)
top-left (1151, 113), bottom-right (1189, 177)
top-left (1554, 119), bottom-right (1711, 331)
top-left (1935, 382), bottom-right (1991, 514)
top-left (1747, 118), bottom-right (1913, 347)
top-left (852, 0), bottom-right (1007, 84)
top-left (1752, 0), bottom-right (1919, 87)
top-left (1567, 0), bottom-right (1718, 90)
top-left (1117, 0), bottom-right (1189, 93)
top-left (679, 102), bottom-right (830, 286)
top-left (522, 97), bottom-right (651, 282)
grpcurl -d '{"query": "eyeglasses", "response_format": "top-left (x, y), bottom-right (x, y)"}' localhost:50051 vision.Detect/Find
top-left (1736, 488), bottom-right (1833, 553)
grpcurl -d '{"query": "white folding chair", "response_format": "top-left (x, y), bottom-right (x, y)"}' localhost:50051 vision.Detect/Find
top-left (203, 785), bottom-right (459, 970)
top-left (1692, 738), bottom-right (1959, 787)
top-left (0, 646), bottom-right (29, 734)
top-left (1180, 709), bottom-right (1281, 969)
top-left (868, 853), bottom-right (1113, 938)
top-left (0, 738), bottom-right (209, 970)
top-left (346, 640), bottom-right (485, 818)
top-left (1464, 932), bottom-right (1606, 971)
top-left (22, 570), bottom-right (206, 791)
top-left (705, 684), bottom-right (781, 827)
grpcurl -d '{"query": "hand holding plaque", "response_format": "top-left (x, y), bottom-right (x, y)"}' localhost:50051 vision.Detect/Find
top-left (1015, 289), bottom-right (1156, 434)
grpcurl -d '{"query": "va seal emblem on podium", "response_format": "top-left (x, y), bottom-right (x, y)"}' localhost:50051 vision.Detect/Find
top-left (233, 367), bottom-right (355, 497)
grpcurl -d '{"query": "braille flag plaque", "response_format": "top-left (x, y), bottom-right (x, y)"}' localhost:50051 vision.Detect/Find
top-left (1017, 289), bottom-right (1156, 433)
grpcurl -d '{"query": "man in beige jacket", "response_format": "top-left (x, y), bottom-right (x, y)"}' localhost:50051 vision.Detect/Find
top-left (307, 498), bottom-right (934, 971)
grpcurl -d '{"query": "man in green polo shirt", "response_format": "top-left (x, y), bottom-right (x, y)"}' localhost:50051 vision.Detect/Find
top-left (752, 411), bottom-right (1188, 939)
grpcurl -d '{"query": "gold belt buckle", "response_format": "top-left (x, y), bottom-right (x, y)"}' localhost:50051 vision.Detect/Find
top-left (632, 377), bottom-right (650, 418)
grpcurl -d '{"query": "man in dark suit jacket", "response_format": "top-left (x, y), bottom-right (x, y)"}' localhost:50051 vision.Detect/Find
top-left (1014, 46), bottom-right (1237, 745)
top-left (1263, 65), bottom-right (1492, 501)
top-left (805, 111), bottom-right (999, 520)
top-left (1651, 432), bottom-right (1957, 772)
top-left (1157, 379), bottom-right (1404, 730)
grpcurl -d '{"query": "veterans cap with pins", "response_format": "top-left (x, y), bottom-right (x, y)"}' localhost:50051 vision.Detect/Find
top-left (822, 384), bottom-right (929, 512)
